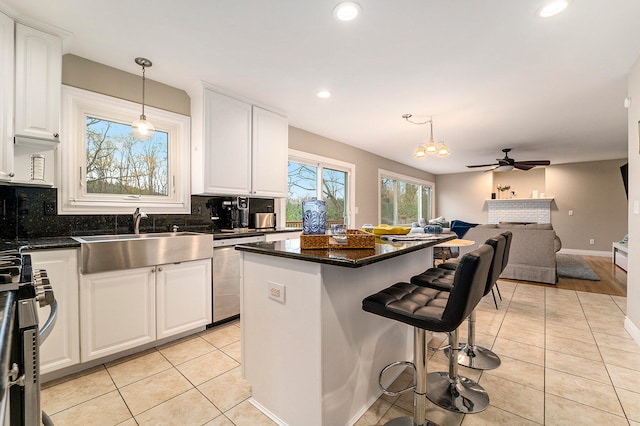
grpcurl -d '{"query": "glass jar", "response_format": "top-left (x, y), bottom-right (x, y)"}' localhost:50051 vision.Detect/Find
top-left (302, 198), bottom-right (326, 235)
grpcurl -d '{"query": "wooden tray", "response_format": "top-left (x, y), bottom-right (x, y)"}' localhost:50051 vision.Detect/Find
top-left (300, 229), bottom-right (376, 249)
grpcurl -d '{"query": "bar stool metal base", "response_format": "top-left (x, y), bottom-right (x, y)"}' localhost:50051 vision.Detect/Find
top-left (426, 372), bottom-right (489, 414)
top-left (445, 344), bottom-right (501, 370)
top-left (384, 416), bottom-right (438, 426)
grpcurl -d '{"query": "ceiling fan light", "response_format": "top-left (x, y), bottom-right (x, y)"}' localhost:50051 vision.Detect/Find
top-left (415, 145), bottom-right (427, 158)
top-left (495, 165), bottom-right (514, 172)
top-left (436, 142), bottom-right (449, 157)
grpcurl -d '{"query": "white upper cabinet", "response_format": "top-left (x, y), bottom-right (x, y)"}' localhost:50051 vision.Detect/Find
top-left (203, 89), bottom-right (253, 195)
top-left (251, 106), bottom-right (288, 197)
top-left (14, 23), bottom-right (61, 141)
top-left (193, 86), bottom-right (288, 197)
top-left (0, 11), bottom-right (14, 181)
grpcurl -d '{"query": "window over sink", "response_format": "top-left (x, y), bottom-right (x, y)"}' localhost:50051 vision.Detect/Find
top-left (58, 85), bottom-right (191, 214)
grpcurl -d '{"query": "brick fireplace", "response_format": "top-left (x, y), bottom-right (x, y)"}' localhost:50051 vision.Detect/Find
top-left (487, 198), bottom-right (553, 224)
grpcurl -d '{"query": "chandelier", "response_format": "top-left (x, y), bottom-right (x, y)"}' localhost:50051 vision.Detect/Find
top-left (402, 114), bottom-right (449, 158)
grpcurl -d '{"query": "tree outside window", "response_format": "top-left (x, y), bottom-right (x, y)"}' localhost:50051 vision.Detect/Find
top-left (380, 172), bottom-right (433, 225)
top-left (85, 117), bottom-right (169, 196)
top-left (287, 161), bottom-right (348, 226)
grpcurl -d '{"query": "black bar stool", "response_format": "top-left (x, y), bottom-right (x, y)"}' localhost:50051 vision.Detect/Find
top-left (362, 245), bottom-right (494, 423)
top-left (412, 236), bottom-right (506, 371)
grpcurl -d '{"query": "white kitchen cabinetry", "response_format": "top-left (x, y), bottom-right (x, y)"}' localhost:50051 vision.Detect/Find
top-left (251, 106), bottom-right (288, 197)
top-left (196, 88), bottom-right (288, 196)
top-left (156, 259), bottom-right (212, 339)
top-left (265, 231), bottom-right (301, 242)
top-left (14, 23), bottom-right (61, 142)
top-left (80, 259), bottom-right (211, 362)
top-left (80, 267), bottom-right (155, 362)
top-left (0, 11), bottom-right (13, 182)
top-left (26, 249), bottom-right (80, 375)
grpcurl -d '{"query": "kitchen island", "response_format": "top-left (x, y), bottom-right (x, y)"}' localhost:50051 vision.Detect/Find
top-left (236, 234), bottom-right (455, 426)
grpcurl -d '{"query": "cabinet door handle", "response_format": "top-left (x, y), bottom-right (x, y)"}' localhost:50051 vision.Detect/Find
top-left (53, 133), bottom-right (59, 139)
top-left (157, 267), bottom-right (163, 272)
top-left (151, 268), bottom-right (156, 273)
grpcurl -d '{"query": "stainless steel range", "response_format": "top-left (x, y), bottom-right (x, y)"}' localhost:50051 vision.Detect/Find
top-left (0, 250), bottom-right (56, 426)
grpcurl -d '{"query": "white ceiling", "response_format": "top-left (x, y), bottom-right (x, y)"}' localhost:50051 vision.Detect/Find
top-left (2, 0), bottom-right (639, 175)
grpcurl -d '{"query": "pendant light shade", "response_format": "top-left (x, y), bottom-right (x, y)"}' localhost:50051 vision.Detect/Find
top-left (131, 57), bottom-right (155, 141)
top-left (405, 114), bottom-right (451, 159)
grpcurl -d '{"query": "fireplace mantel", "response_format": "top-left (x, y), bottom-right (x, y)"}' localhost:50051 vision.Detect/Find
top-left (486, 198), bottom-right (553, 224)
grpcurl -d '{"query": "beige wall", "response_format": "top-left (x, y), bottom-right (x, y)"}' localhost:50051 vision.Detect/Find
top-left (288, 126), bottom-right (435, 227)
top-left (547, 160), bottom-right (627, 250)
top-left (61, 54), bottom-right (190, 116)
top-left (493, 168), bottom-right (545, 198)
top-left (435, 159), bottom-right (627, 252)
top-left (435, 171), bottom-right (492, 224)
top-left (626, 56), bottom-right (640, 340)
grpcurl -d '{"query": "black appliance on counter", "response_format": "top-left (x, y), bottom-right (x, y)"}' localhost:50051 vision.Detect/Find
top-left (206, 196), bottom-right (275, 231)
top-left (0, 250), bottom-right (56, 426)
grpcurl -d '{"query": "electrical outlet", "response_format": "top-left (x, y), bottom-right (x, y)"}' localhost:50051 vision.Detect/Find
top-left (268, 281), bottom-right (285, 303)
top-left (192, 205), bottom-right (202, 215)
top-left (43, 201), bottom-right (56, 216)
top-left (589, 239), bottom-right (595, 245)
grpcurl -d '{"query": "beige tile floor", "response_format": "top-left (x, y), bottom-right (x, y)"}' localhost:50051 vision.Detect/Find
top-left (42, 281), bottom-right (640, 426)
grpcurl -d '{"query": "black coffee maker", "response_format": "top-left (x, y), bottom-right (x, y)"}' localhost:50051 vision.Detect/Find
top-left (206, 196), bottom-right (249, 230)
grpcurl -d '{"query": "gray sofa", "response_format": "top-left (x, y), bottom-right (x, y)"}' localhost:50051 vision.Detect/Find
top-left (458, 223), bottom-right (561, 284)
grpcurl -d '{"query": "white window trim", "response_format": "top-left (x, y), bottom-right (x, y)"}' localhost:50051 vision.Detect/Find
top-left (378, 169), bottom-right (435, 225)
top-left (58, 85), bottom-right (191, 214)
top-left (279, 148), bottom-right (356, 227)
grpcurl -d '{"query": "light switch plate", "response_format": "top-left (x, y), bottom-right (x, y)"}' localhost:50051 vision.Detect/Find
top-left (268, 281), bottom-right (285, 303)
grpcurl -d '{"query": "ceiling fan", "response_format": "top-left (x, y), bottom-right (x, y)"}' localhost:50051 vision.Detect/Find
top-left (466, 148), bottom-right (550, 171)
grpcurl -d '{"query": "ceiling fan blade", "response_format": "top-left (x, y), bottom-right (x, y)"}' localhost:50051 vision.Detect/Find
top-left (516, 160), bottom-right (550, 166)
top-left (514, 163), bottom-right (534, 171)
top-left (466, 163), bottom-right (499, 168)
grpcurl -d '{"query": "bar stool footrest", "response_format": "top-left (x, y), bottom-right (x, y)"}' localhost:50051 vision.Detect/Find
top-left (379, 361), bottom-right (416, 396)
top-left (384, 416), bottom-right (439, 426)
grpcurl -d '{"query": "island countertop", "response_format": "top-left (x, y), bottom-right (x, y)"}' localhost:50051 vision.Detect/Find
top-left (235, 233), bottom-right (456, 268)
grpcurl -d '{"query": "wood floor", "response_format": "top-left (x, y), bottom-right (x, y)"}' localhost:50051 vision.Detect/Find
top-left (510, 255), bottom-right (627, 296)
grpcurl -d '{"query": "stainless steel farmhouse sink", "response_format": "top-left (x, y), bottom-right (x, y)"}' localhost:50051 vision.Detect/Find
top-left (73, 232), bottom-right (213, 274)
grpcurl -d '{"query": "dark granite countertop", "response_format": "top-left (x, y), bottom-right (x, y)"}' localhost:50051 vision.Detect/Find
top-left (211, 228), bottom-right (301, 239)
top-left (0, 237), bottom-right (81, 252)
top-left (0, 228), bottom-right (302, 251)
top-left (235, 233), bottom-right (456, 268)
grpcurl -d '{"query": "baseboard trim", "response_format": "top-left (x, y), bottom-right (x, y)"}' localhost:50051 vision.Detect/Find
top-left (558, 248), bottom-right (611, 257)
top-left (625, 317), bottom-right (640, 348)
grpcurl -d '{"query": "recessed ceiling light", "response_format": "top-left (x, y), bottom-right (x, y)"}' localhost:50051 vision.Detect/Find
top-left (538, 0), bottom-right (569, 18)
top-left (316, 90), bottom-right (332, 99)
top-left (333, 2), bottom-right (361, 22)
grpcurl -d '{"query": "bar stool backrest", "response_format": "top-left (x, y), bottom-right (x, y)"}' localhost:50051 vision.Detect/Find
top-left (442, 244), bottom-right (494, 331)
top-left (483, 235), bottom-right (506, 296)
top-left (500, 231), bottom-right (513, 273)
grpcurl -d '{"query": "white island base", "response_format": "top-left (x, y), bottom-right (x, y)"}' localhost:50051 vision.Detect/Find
top-left (241, 247), bottom-right (434, 425)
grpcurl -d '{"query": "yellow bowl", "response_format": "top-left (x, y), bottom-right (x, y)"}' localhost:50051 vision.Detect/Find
top-left (365, 224), bottom-right (412, 235)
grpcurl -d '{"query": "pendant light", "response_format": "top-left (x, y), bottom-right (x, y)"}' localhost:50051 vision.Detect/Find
top-left (403, 114), bottom-right (451, 159)
top-left (131, 57), bottom-right (155, 141)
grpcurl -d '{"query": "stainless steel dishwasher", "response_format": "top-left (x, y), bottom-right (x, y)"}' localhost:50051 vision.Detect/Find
top-left (212, 235), bottom-right (266, 324)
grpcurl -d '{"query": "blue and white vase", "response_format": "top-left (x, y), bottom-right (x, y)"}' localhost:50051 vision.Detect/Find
top-left (302, 198), bottom-right (326, 235)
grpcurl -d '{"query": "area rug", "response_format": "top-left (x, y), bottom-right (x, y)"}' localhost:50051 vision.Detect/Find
top-left (556, 253), bottom-right (600, 281)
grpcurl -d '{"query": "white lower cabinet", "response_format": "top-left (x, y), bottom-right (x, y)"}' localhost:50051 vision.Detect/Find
top-left (156, 260), bottom-right (212, 339)
top-left (26, 249), bottom-right (79, 375)
top-left (80, 259), bottom-right (211, 362)
top-left (80, 267), bottom-right (155, 362)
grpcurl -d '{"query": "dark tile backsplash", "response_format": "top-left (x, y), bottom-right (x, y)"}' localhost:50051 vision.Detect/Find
top-left (0, 185), bottom-right (272, 240)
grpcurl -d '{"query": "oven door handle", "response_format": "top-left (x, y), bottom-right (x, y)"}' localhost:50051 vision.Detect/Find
top-left (38, 299), bottom-right (57, 344)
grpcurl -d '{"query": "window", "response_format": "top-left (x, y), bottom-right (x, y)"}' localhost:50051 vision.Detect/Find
top-left (285, 150), bottom-right (355, 228)
top-left (379, 169), bottom-right (434, 225)
top-left (59, 85), bottom-right (191, 214)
